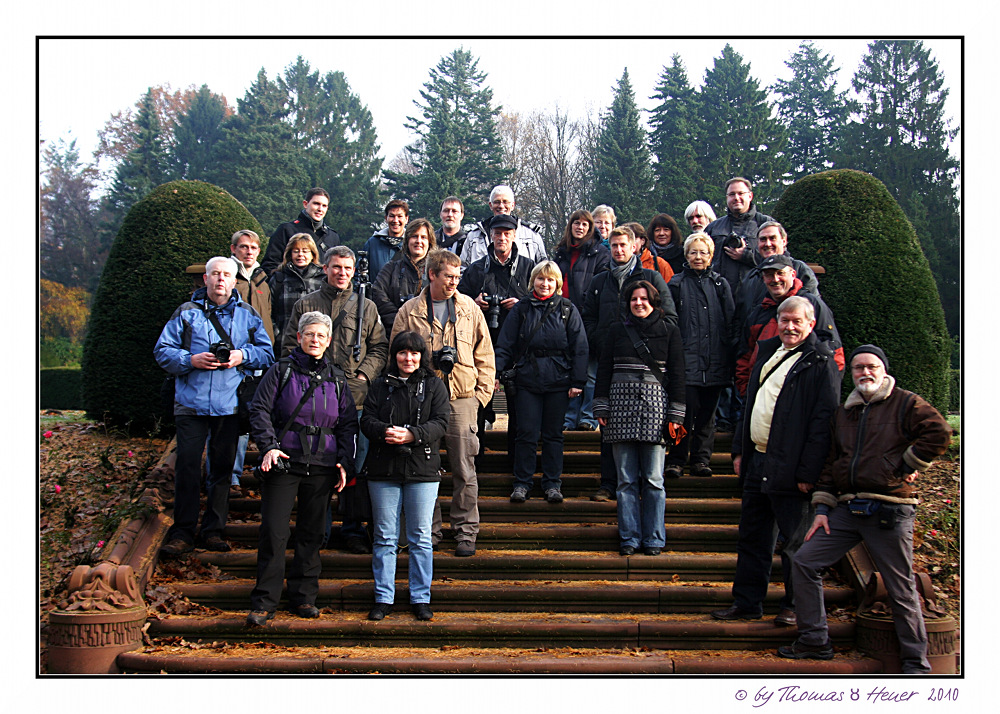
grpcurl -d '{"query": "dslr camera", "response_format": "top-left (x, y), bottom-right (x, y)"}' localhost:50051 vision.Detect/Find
top-left (209, 341), bottom-right (233, 366)
top-left (724, 233), bottom-right (745, 251)
top-left (433, 345), bottom-right (458, 374)
top-left (482, 294), bottom-right (503, 330)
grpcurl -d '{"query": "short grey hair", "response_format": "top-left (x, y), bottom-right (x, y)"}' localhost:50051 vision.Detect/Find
top-left (323, 245), bottom-right (356, 266)
top-left (684, 200), bottom-right (717, 223)
top-left (490, 185), bottom-right (515, 203)
top-left (205, 256), bottom-right (235, 275)
top-left (298, 311), bottom-right (333, 335)
top-left (756, 221), bottom-right (787, 241)
top-left (778, 295), bottom-right (815, 323)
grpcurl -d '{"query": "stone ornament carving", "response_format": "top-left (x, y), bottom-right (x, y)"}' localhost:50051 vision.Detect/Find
top-left (858, 572), bottom-right (948, 619)
top-left (61, 562), bottom-right (143, 612)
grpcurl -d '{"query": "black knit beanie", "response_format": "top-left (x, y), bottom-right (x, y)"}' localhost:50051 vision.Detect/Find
top-left (849, 344), bottom-right (889, 372)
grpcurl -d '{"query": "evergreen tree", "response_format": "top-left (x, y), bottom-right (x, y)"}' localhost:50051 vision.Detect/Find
top-left (173, 84), bottom-right (230, 181)
top-left (278, 57), bottom-right (382, 247)
top-left (649, 54), bottom-right (705, 218)
top-left (697, 44), bottom-right (790, 209)
top-left (206, 69), bottom-right (309, 235)
top-left (593, 68), bottom-right (654, 224)
top-left (772, 41), bottom-right (850, 180)
top-left (839, 40), bottom-right (960, 335)
top-left (384, 48), bottom-right (508, 220)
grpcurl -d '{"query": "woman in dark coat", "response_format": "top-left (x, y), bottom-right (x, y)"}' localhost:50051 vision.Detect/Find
top-left (267, 234), bottom-right (326, 336)
top-left (361, 331), bottom-right (450, 622)
top-left (594, 281), bottom-right (686, 556)
top-left (666, 233), bottom-right (737, 477)
top-left (495, 260), bottom-right (589, 504)
top-left (371, 219), bottom-right (436, 331)
top-left (647, 213), bottom-right (686, 275)
top-left (246, 311), bottom-right (358, 626)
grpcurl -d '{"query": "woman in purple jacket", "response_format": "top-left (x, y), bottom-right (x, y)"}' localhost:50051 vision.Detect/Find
top-left (246, 311), bottom-right (359, 626)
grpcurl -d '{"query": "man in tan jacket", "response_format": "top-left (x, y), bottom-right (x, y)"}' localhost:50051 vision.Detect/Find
top-left (392, 249), bottom-right (495, 556)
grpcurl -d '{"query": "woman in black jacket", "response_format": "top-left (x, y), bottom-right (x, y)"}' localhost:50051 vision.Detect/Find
top-left (267, 234), bottom-right (326, 336)
top-left (665, 233), bottom-right (737, 477)
top-left (371, 219), bottom-right (436, 331)
top-left (495, 261), bottom-right (589, 504)
top-left (361, 331), bottom-right (450, 622)
top-left (594, 281), bottom-right (686, 556)
top-left (647, 213), bottom-right (686, 275)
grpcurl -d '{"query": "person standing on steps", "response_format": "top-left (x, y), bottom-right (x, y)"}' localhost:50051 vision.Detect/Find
top-left (363, 199), bottom-right (410, 280)
top-left (261, 188), bottom-right (338, 276)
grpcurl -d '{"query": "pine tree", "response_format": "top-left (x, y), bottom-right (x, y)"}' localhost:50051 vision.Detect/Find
top-left (697, 44), bottom-right (790, 209)
top-left (593, 68), bottom-right (654, 224)
top-left (649, 54), bottom-right (705, 218)
top-left (173, 84), bottom-right (230, 181)
top-left (278, 57), bottom-right (382, 246)
top-left (384, 48), bottom-right (508, 221)
top-left (772, 41), bottom-right (850, 180)
top-left (206, 69), bottom-right (309, 235)
top-left (840, 40), bottom-right (960, 335)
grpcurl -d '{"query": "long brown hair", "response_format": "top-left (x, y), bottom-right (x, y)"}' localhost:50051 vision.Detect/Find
top-left (557, 209), bottom-right (595, 250)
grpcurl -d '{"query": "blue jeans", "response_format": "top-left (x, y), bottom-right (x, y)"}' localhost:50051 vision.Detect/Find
top-left (612, 442), bottom-right (666, 549)
top-left (564, 357), bottom-right (597, 429)
top-left (368, 480), bottom-right (439, 604)
top-left (205, 432), bottom-right (249, 486)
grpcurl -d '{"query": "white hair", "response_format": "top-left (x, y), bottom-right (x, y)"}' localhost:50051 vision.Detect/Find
top-left (490, 185), bottom-right (514, 203)
top-left (205, 256), bottom-right (235, 275)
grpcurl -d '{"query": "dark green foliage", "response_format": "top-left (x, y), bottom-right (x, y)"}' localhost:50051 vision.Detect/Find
top-left (773, 170), bottom-right (950, 411)
top-left (173, 84), bottom-right (229, 181)
top-left (649, 55), bottom-right (706, 219)
top-left (384, 48), bottom-right (508, 221)
top-left (40, 368), bottom-right (83, 410)
top-left (40, 338), bottom-right (83, 369)
top-left (81, 180), bottom-right (263, 431)
top-left (949, 370), bottom-right (960, 413)
top-left (698, 44), bottom-right (790, 209)
top-left (593, 68), bottom-right (654, 223)
top-left (772, 41), bottom-right (850, 179)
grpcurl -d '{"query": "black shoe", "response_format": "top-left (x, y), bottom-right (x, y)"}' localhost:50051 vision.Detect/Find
top-left (201, 535), bottom-right (231, 552)
top-left (510, 486), bottom-right (528, 503)
top-left (368, 603), bottom-right (393, 621)
top-left (691, 463), bottom-right (713, 477)
top-left (643, 547), bottom-right (662, 556)
top-left (711, 604), bottom-right (763, 620)
top-left (591, 487), bottom-right (614, 502)
top-left (774, 608), bottom-right (797, 627)
top-left (160, 538), bottom-right (194, 556)
top-left (545, 488), bottom-right (564, 504)
top-left (455, 541), bottom-right (476, 557)
top-left (294, 603), bottom-right (320, 619)
top-left (246, 610), bottom-right (274, 627)
top-left (344, 536), bottom-right (371, 554)
top-left (777, 639), bottom-right (834, 660)
top-left (664, 464), bottom-right (683, 479)
top-left (412, 603), bottom-right (433, 621)
top-left (620, 545), bottom-right (636, 556)
top-left (578, 422), bottom-right (597, 431)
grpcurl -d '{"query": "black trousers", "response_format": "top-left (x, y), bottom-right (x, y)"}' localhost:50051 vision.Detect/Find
top-left (250, 462), bottom-right (338, 612)
top-left (668, 384), bottom-right (723, 467)
top-left (170, 414), bottom-right (239, 544)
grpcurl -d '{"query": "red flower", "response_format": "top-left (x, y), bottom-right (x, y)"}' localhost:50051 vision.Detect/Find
top-left (43, 431), bottom-right (53, 438)
top-left (54, 484), bottom-right (61, 494)
top-left (929, 529), bottom-right (938, 536)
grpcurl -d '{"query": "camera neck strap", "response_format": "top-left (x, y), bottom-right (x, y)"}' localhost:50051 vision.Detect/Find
top-left (276, 368), bottom-right (327, 444)
top-left (205, 305), bottom-right (233, 345)
top-left (424, 290), bottom-right (456, 346)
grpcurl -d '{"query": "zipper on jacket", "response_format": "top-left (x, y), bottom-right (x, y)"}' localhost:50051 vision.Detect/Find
top-left (848, 401), bottom-right (872, 491)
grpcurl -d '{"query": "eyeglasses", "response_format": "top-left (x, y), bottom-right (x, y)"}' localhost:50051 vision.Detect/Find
top-left (301, 331), bottom-right (329, 340)
top-left (438, 274), bottom-right (461, 283)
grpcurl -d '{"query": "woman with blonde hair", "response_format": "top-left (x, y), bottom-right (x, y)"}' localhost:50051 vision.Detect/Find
top-left (268, 234), bottom-right (325, 336)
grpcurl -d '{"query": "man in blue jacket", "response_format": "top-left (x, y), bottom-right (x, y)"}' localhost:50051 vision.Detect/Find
top-left (154, 257), bottom-right (275, 555)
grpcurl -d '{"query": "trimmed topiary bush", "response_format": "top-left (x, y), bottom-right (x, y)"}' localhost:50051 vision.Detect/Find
top-left (774, 169), bottom-right (951, 412)
top-left (40, 367), bottom-right (83, 410)
top-left (81, 181), bottom-right (263, 431)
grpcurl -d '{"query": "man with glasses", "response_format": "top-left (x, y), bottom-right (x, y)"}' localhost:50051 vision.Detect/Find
top-left (460, 185), bottom-right (547, 268)
top-left (704, 177), bottom-right (775, 295)
top-left (738, 221), bottom-right (819, 317)
top-left (392, 249), bottom-right (496, 557)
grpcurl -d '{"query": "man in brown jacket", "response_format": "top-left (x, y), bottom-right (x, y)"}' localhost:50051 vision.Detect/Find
top-left (391, 249), bottom-right (495, 556)
top-left (778, 345), bottom-right (952, 672)
top-left (230, 230), bottom-right (274, 342)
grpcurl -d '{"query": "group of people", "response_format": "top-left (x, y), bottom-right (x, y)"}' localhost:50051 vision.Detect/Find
top-left (152, 178), bottom-right (952, 672)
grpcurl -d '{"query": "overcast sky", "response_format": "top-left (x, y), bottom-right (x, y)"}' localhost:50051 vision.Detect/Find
top-left (39, 37), bottom-right (962, 181)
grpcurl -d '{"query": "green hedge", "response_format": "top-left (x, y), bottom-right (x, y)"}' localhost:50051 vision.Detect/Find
top-left (81, 180), bottom-right (263, 431)
top-left (40, 367), bottom-right (83, 410)
top-left (774, 170), bottom-right (951, 412)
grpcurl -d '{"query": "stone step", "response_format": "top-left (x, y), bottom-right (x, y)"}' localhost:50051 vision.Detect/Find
top-left (176, 578), bottom-right (855, 614)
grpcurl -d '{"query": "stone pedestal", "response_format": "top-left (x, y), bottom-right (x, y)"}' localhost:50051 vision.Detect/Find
top-left (856, 612), bottom-right (958, 674)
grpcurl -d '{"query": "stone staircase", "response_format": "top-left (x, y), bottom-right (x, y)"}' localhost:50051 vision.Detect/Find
top-left (116, 429), bottom-right (883, 674)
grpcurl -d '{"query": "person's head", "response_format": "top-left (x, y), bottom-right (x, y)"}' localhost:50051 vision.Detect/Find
top-left (850, 345), bottom-right (890, 400)
top-left (322, 245), bottom-right (356, 290)
top-left (562, 209), bottom-right (594, 246)
top-left (282, 233), bottom-right (320, 269)
top-left (608, 226), bottom-right (636, 264)
top-left (591, 205), bottom-right (616, 239)
top-left (427, 249), bottom-right (462, 300)
top-left (776, 296), bottom-right (815, 349)
top-left (684, 200), bottom-right (717, 231)
top-left (647, 213), bottom-right (682, 249)
top-left (684, 233), bottom-right (714, 271)
top-left (204, 256), bottom-right (237, 306)
top-left (489, 185), bottom-right (515, 216)
top-left (303, 188), bottom-right (330, 222)
top-left (440, 197), bottom-right (465, 236)
top-left (385, 199), bottom-right (410, 238)
top-left (756, 221), bottom-right (788, 259)
top-left (488, 213), bottom-right (518, 259)
top-left (296, 311), bottom-right (333, 358)
top-left (230, 230), bottom-right (261, 269)
top-left (759, 254), bottom-right (796, 300)
top-left (403, 218), bottom-right (436, 263)
top-left (390, 330), bottom-right (431, 378)
top-left (530, 260), bottom-right (563, 299)
top-left (724, 177), bottom-right (753, 214)
top-left (625, 280), bottom-right (661, 320)
top-left (623, 222), bottom-right (648, 252)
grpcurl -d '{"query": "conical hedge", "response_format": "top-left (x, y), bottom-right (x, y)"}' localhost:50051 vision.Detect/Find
top-left (81, 181), bottom-right (264, 430)
top-left (774, 169), bottom-right (951, 411)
